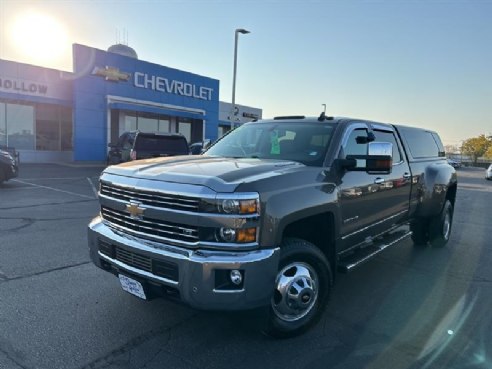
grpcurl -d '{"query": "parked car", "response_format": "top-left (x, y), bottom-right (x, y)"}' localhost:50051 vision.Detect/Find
top-left (447, 158), bottom-right (462, 169)
top-left (189, 139), bottom-right (212, 155)
top-left (107, 131), bottom-right (189, 164)
top-left (486, 164), bottom-right (492, 180)
top-left (0, 149), bottom-right (18, 184)
top-left (89, 114), bottom-right (457, 337)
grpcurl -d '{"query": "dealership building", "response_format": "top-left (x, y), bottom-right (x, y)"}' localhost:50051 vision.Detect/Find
top-left (0, 43), bottom-right (261, 162)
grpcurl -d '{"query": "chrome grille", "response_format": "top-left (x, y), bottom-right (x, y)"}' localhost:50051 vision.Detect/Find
top-left (101, 206), bottom-right (199, 243)
top-left (100, 182), bottom-right (200, 212)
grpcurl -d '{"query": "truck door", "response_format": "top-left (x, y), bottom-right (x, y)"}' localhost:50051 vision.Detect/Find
top-left (338, 124), bottom-right (411, 249)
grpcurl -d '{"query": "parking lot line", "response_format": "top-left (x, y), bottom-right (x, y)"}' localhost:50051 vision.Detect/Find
top-left (14, 177), bottom-right (89, 181)
top-left (12, 179), bottom-right (96, 200)
top-left (87, 177), bottom-right (98, 197)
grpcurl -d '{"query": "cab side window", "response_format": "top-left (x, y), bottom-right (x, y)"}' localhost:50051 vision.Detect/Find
top-left (344, 128), bottom-right (368, 157)
top-left (341, 128), bottom-right (369, 168)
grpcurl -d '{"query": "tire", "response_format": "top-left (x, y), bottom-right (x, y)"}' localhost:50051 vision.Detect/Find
top-left (410, 218), bottom-right (429, 246)
top-left (429, 200), bottom-right (453, 248)
top-left (263, 238), bottom-right (332, 338)
top-left (0, 169), bottom-right (5, 184)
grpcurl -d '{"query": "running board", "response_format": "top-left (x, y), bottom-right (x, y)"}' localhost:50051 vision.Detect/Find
top-left (337, 226), bottom-right (412, 273)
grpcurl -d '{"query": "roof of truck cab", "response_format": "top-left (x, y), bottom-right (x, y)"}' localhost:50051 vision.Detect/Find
top-left (251, 116), bottom-right (394, 129)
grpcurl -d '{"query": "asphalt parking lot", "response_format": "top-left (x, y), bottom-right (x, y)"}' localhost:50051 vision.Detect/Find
top-left (1, 164), bottom-right (491, 369)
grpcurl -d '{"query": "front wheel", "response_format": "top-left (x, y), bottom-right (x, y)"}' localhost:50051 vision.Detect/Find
top-left (429, 200), bottom-right (454, 247)
top-left (264, 238), bottom-right (332, 338)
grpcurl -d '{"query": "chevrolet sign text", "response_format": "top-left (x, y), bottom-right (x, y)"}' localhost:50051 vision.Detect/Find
top-left (134, 72), bottom-right (213, 101)
top-left (0, 77), bottom-right (48, 95)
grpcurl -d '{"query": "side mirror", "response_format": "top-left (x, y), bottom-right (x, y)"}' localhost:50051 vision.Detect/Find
top-left (355, 132), bottom-right (375, 144)
top-left (202, 139), bottom-right (212, 150)
top-left (366, 142), bottom-right (393, 172)
top-left (339, 142), bottom-right (393, 173)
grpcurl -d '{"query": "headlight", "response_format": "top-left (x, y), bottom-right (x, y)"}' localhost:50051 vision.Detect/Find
top-left (199, 193), bottom-right (260, 215)
top-left (220, 198), bottom-right (258, 214)
top-left (221, 199), bottom-right (239, 213)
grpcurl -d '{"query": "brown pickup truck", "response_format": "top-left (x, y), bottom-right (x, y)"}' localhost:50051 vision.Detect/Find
top-left (88, 114), bottom-right (457, 337)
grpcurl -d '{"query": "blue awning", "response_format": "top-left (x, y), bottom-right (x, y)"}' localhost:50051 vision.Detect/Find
top-left (109, 102), bottom-right (206, 120)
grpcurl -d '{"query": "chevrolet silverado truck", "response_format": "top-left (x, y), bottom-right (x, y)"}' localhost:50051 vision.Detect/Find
top-left (88, 114), bottom-right (457, 337)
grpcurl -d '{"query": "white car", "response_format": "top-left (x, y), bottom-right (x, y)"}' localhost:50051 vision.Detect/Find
top-left (486, 164), bottom-right (492, 180)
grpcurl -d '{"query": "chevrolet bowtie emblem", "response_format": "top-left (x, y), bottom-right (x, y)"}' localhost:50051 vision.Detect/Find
top-left (126, 201), bottom-right (145, 219)
top-left (92, 66), bottom-right (130, 82)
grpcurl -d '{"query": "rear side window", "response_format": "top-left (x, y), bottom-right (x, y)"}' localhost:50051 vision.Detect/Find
top-left (399, 127), bottom-right (442, 159)
top-left (134, 135), bottom-right (189, 154)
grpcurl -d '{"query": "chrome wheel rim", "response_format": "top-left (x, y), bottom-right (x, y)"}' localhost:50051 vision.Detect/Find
top-left (271, 262), bottom-right (318, 322)
top-left (442, 210), bottom-right (451, 240)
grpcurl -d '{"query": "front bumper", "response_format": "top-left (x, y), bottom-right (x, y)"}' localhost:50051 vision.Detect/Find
top-left (0, 162), bottom-right (17, 181)
top-left (88, 216), bottom-right (280, 310)
top-left (10, 164), bottom-right (18, 179)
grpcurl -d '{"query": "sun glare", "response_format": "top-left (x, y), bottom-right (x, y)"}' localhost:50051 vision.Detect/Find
top-left (9, 11), bottom-right (69, 64)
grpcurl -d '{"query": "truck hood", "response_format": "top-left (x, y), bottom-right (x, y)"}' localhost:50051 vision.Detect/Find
top-left (104, 155), bottom-right (304, 193)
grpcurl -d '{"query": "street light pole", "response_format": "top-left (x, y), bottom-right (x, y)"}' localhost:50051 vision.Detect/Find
top-left (231, 28), bottom-right (250, 129)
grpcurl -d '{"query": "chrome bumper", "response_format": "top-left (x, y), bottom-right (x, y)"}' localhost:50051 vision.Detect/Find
top-left (88, 216), bottom-right (280, 310)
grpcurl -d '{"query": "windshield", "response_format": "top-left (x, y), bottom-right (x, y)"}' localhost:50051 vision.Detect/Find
top-left (205, 122), bottom-right (336, 166)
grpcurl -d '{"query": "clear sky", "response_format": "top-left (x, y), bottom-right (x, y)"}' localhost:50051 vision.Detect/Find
top-left (0, 0), bottom-right (490, 146)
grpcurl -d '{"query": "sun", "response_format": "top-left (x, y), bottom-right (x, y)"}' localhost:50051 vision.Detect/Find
top-left (9, 11), bottom-right (69, 64)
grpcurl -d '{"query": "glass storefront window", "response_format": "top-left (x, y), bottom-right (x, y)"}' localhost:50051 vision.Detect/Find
top-left (7, 103), bottom-right (35, 150)
top-left (138, 116), bottom-right (158, 132)
top-left (178, 120), bottom-right (192, 142)
top-left (36, 104), bottom-right (60, 150)
top-left (37, 120), bottom-right (60, 150)
top-left (124, 115), bottom-right (137, 131)
top-left (35, 104), bottom-right (72, 151)
top-left (0, 102), bottom-right (72, 151)
top-left (218, 125), bottom-right (231, 138)
top-left (60, 107), bottom-right (72, 151)
top-left (0, 103), bottom-right (6, 146)
top-left (118, 111), bottom-right (200, 144)
top-left (158, 119), bottom-right (170, 132)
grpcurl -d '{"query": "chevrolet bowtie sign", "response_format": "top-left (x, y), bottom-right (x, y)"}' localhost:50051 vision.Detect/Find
top-left (92, 66), bottom-right (131, 82)
top-left (126, 201), bottom-right (145, 219)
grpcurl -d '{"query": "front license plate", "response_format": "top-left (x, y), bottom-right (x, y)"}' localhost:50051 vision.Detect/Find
top-left (118, 274), bottom-right (147, 300)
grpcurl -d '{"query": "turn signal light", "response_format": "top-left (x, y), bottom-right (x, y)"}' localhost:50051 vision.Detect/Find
top-left (239, 200), bottom-right (258, 214)
top-left (236, 228), bottom-right (257, 243)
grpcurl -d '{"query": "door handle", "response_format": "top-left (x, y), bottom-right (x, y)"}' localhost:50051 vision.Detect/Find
top-left (403, 172), bottom-right (411, 179)
top-left (374, 178), bottom-right (384, 184)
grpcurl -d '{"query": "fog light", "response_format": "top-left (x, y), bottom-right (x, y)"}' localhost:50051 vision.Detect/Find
top-left (219, 228), bottom-right (236, 243)
top-left (230, 270), bottom-right (243, 285)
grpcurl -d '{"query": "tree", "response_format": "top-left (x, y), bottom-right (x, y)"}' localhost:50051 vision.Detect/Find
top-left (462, 135), bottom-right (492, 163)
top-left (485, 144), bottom-right (492, 159)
